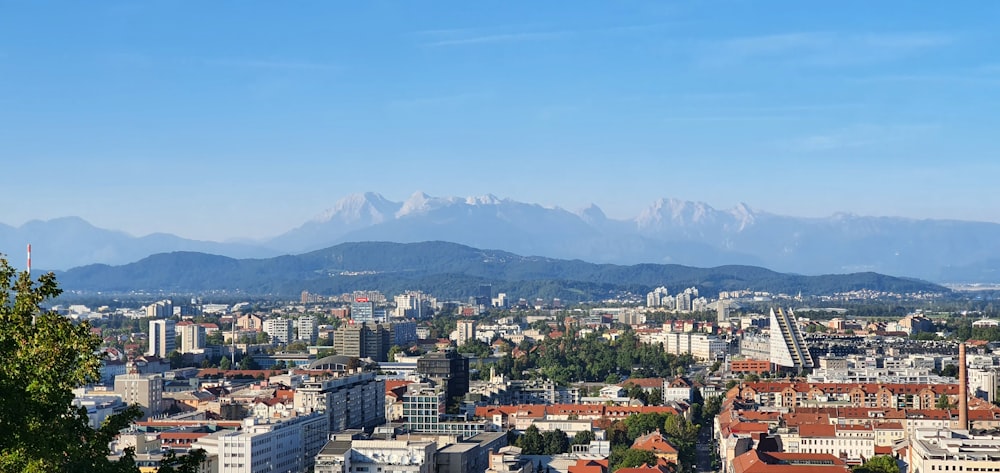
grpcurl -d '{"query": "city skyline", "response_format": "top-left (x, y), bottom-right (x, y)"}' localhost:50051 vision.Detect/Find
top-left (2, 1), bottom-right (999, 241)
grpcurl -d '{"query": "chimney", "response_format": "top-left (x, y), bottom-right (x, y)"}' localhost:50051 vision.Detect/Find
top-left (958, 342), bottom-right (969, 430)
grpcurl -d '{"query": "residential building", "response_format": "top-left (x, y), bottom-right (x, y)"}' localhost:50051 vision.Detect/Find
top-left (315, 438), bottom-right (437, 473)
top-left (296, 315), bottom-right (318, 343)
top-left (193, 413), bottom-right (328, 473)
top-left (769, 308), bottom-right (814, 371)
top-left (333, 322), bottom-right (391, 361)
top-left (235, 313), bottom-right (263, 331)
top-left (145, 300), bottom-right (173, 318)
top-left (114, 371), bottom-right (163, 418)
top-left (147, 319), bottom-right (176, 358)
top-left (264, 318), bottom-right (294, 344)
top-left (457, 319), bottom-right (477, 346)
top-left (179, 323), bottom-right (206, 354)
top-left (294, 371), bottom-right (385, 432)
top-left (909, 429), bottom-right (1000, 473)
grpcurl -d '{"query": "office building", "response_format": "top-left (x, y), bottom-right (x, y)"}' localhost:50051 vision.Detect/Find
top-left (417, 349), bottom-right (469, 406)
top-left (144, 300), bottom-right (173, 318)
top-left (315, 438), bottom-right (437, 473)
top-left (114, 370), bottom-right (163, 418)
top-left (333, 322), bottom-right (391, 362)
top-left (769, 308), bottom-right (814, 371)
top-left (147, 319), bottom-right (175, 358)
top-left (178, 323), bottom-right (206, 354)
top-left (264, 318), bottom-right (294, 344)
top-left (350, 301), bottom-right (375, 323)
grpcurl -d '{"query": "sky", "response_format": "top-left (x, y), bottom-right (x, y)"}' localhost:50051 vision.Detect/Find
top-left (1, 1), bottom-right (999, 241)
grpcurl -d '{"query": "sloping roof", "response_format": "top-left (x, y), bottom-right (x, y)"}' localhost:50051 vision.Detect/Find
top-left (632, 431), bottom-right (679, 454)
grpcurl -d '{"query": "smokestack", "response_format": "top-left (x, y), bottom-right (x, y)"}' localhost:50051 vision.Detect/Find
top-left (959, 342), bottom-right (969, 431)
top-left (26, 244), bottom-right (31, 275)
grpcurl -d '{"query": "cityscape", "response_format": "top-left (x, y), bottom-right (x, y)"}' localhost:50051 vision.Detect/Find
top-left (3, 2), bottom-right (1000, 473)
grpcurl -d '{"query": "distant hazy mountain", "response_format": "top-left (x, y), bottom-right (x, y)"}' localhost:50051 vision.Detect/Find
top-left (0, 217), bottom-right (275, 270)
top-left (54, 241), bottom-right (944, 299)
top-left (8, 192), bottom-right (1000, 282)
top-left (267, 192), bottom-right (1000, 282)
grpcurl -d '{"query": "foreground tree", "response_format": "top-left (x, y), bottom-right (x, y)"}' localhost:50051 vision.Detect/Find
top-left (0, 258), bottom-right (205, 472)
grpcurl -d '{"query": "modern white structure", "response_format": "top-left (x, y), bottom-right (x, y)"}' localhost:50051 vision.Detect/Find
top-left (294, 371), bottom-right (386, 432)
top-left (769, 308), bottom-right (814, 371)
top-left (456, 319), bottom-right (476, 346)
top-left (194, 412), bottom-right (329, 473)
top-left (315, 439), bottom-right (437, 473)
top-left (296, 315), bottom-right (318, 343)
top-left (909, 429), bottom-right (1000, 473)
top-left (647, 286), bottom-right (670, 307)
top-left (147, 319), bottom-right (176, 358)
top-left (264, 318), bottom-right (294, 344)
top-left (178, 324), bottom-right (206, 354)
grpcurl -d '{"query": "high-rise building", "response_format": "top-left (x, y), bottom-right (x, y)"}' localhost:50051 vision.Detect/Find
top-left (350, 301), bottom-right (375, 323)
top-left (417, 349), bottom-right (469, 406)
top-left (264, 318), bottom-right (294, 344)
top-left (647, 287), bottom-right (670, 307)
top-left (476, 284), bottom-right (492, 306)
top-left (178, 323), bottom-right (206, 354)
top-left (144, 300), bottom-right (173, 318)
top-left (294, 371), bottom-right (386, 432)
top-left (456, 319), bottom-right (477, 346)
top-left (332, 322), bottom-right (390, 361)
top-left (769, 308), bottom-right (814, 371)
top-left (147, 319), bottom-right (176, 358)
top-left (297, 315), bottom-right (318, 343)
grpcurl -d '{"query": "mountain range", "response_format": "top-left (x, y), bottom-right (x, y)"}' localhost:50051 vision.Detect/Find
top-left (4, 191), bottom-right (1000, 282)
top-left (52, 241), bottom-right (945, 300)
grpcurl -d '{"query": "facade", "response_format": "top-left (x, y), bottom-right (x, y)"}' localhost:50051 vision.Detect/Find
top-left (264, 318), bottom-right (294, 344)
top-left (417, 349), bottom-right (470, 405)
top-left (403, 385), bottom-right (488, 437)
top-left (909, 429), bottom-right (1000, 473)
top-left (293, 371), bottom-right (386, 432)
top-left (194, 413), bottom-right (328, 473)
top-left (236, 314), bottom-right (263, 331)
top-left (769, 308), bottom-right (814, 371)
top-left (114, 372), bottom-right (163, 418)
top-left (457, 319), bottom-right (477, 346)
top-left (145, 300), bottom-right (173, 318)
top-left (296, 315), bottom-right (318, 343)
top-left (147, 319), bottom-right (176, 358)
top-left (179, 323), bottom-right (206, 354)
top-left (350, 301), bottom-right (375, 323)
top-left (333, 322), bottom-right (391, 362)
top-left (647, 287), bottom-right (670, 307)
top-left (315, 439), bottom-right (437, 473)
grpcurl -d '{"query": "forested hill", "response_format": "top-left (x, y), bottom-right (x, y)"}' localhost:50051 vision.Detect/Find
top-left (53, 241), bottom-right (947, 301)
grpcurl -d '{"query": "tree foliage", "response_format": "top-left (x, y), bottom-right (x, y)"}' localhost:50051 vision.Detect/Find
top-left (853, 455), bottom-right (900, 473)
top-left (0, 259), bottom-right (208, 472)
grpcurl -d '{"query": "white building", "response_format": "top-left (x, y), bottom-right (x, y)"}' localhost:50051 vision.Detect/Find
top-left (297, 315), bottom-right (318, 343)
top-left (456, 320), bottom-right (476, 346)
top-left (179, 323), bottom-right (206, 354)
top-left (315, 439), bottom-right (437, 473)
top-left (294, 371), bottom-right (386, 432)
top-left (147, 319), bottom-right (175, 358)
top-left (647, 287), bottom-right (670, 307)
top-left (909, 429), bottom-right (1000, 473)
top-left (194, 412), bottom-right (329, 473)
top-left (264, 318), bottom-right (294, 344)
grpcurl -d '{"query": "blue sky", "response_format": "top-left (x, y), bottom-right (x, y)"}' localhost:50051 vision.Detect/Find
top-left (1, 1), bottom-right (998, 241)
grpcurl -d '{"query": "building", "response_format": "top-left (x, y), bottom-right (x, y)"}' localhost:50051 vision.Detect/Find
top-left (769, 308), bottom-right (814, 371)
top-left (114, 370), bottom-right (163, 418)
top-left (417, 349), bottom-right (470, 406)
top-left (297, 315), bottom-right (318, 343)
top-left (236, 313), bottom-right (263, 331)
top-left (647, 287), bottom-right (670, 308)
top-left (147, 319), bottom-right (176, 358)
top-left (402, 385), bottom-right (488, 437)
top-left (193, 412), bottom-right (328, 473)
top-left (909, 429), bottom-right (1000, 473)
top-left (333, 322), bottom-right (391, 362)
top-left (179, 323), bottom-right (206, 354)
top-left (315, 438), bottom-right (437, 473)
top-left (264, 318), bottom-right (294, 344)
top-left (145, 300), bottom-right (173, 318)
top-left (294, 371), bottom-right (386, 432)
top-left (350, 301), bottom-right (375, 323)
top-left (457, 320), bottom-right (477, 346)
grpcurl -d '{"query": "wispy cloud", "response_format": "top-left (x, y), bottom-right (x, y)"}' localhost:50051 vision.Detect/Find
top-left (205, 59), bottom-right (340, 71)
top-left (783, 123), bottom-right (939, 152)
top-left (418, 22), bottom-right (670, 47)
top-left (701, 31), bottom-right (956, 68)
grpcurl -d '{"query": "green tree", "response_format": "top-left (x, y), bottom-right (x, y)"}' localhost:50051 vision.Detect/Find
top-left (573, 429), bottom-right (596, 445)
top-left (256, 331), bottom-right (270, 345)
top-left (219, 356), bottom-right (232, 370)
top-left (0, 258), bottom-right (208, 472)
top-left (518, 425), bottom-right (544, 455)
top-left (853, 455), bottom-right (900, 473)
top-left (167, 350), bottom-right (183, 369)
top-left (542, 429), bottom-right (570, 455)
top-left (611, 447), bottom-right (657, 471)
top-left (387, 344), bottom-right (403, 362)
top-left (936, 394), bottom-right (954, 409)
